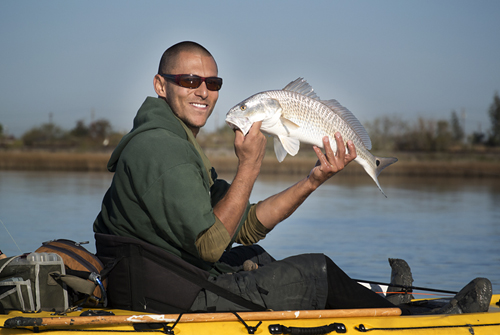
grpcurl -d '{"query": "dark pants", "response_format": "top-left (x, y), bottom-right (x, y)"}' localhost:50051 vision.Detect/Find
top-left (189, 245), bottom-right (396, 312)
top-left (324, 257), bottom-right (396, 309)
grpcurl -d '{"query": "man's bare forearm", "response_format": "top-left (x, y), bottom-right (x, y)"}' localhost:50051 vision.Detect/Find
top-left (256, 134), bottom-right (356, 231)
top-left (255, 176), bottom-right (317, 230)
top-left (213, 165), bottom-right (259, 237)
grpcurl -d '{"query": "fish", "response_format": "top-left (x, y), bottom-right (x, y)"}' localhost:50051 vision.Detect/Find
top-left (225, 78), bottom-right (398, 196)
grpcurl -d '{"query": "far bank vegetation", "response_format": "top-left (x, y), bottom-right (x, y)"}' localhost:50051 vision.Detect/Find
top-left (1, 93), bottom-right (499, 175)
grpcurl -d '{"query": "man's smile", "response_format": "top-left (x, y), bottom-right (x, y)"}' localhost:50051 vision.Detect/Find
top-left (190, 102), bottom-right (208, 109)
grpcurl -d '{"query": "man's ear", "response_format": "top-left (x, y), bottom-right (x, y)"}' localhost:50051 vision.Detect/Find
top-left (154, 74), bottom-right (167, 98)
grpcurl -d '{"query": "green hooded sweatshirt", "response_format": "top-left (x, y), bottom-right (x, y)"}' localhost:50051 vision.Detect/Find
top-left (93, 97), bottom-right (246, 273)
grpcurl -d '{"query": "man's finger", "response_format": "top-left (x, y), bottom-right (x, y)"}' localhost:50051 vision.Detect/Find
top-left (248, 121), bottom-right (263, 135)
top-left (234, 128), bottom-right (244, 144)
top-left (313, 145), bottom-right (329, 168)
top-left (333, 132), bottom-right (346, 162)
top-left (345, 140), bottom-right (357, 162)
top-left (322, 136), bottom-right (335, 163)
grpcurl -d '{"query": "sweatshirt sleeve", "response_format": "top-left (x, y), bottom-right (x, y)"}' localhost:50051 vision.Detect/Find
top-left (195, 217), bottom-right (231, 263)
top-left (234, 204), bottom-right (272, 245)
top-left (195, 204), bottom-right (272, 261)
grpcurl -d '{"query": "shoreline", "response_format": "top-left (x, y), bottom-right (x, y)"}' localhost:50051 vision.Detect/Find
top-left (1, 150), bottom-right (499, 178)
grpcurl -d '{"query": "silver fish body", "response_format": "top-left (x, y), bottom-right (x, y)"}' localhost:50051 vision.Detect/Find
top-left (226, 78), bottom-right (397, 196)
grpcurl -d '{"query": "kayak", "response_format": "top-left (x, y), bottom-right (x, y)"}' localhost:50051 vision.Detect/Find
top-left (2, 294), bottom-right (500, 334)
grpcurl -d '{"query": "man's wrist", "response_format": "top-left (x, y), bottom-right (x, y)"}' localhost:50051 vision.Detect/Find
top-left (304, 174), bottom-right (321, 193)
top-left (236, 162), bottom-right (261, 180)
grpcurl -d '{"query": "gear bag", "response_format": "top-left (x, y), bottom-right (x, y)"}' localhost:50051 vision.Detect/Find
top-left (35, 239), bottom-right (108, 307)
top-left (0, 240), bottom-right (109, 313)
top-left (0, 253), bottom-right (68, 312)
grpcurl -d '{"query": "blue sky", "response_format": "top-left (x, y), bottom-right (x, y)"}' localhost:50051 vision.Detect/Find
top-left (1, 0), bottom-right (499, 138)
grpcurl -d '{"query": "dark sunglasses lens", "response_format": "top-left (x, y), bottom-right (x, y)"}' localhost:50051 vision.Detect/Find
top-left (178, 75), bottom-right (202, 89)
top-left (205, 77), bottom-right (222, 91)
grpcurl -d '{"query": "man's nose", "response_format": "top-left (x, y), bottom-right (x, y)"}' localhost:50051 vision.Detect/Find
top-left (194, 82), bottom-right (209, 99)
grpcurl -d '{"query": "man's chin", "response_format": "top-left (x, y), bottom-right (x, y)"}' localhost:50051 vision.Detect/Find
top-left (183, 119), bottom-right (208, 136)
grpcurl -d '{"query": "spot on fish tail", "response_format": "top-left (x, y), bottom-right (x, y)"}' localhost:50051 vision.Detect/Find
top-left (376, 160), bottom-right (380, 167)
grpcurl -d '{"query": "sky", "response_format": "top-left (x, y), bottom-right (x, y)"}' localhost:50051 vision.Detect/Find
top-left (1, 0), bottom-right (499, 138)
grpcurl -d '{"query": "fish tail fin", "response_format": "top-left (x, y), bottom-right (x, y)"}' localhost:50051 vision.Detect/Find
top-left (360, 156), bottom-right (398, 197)
top-left (373, 156), bottom-right (398, 197)
top-left (375, 156), bottom-right (398, 177)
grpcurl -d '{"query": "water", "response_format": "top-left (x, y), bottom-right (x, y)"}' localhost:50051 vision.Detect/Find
top-left (0, 171), bottom-right (112, 256)
top-left (1, 170), bottom-right (499, 295)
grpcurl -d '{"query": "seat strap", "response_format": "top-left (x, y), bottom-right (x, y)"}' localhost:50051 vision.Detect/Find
top-left (138, 246), bottom-right (267, 311)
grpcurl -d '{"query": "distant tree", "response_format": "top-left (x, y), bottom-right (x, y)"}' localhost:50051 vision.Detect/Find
top-left (413, 117), bottom-right (436, 151)
top-left (470, 131), bottom-right (485, 145)
top-left (365, 115), bottom-right (411, 151)
top-left (22, 123), bottom-right (66, 146)
top-left (89, 119), bottom-right (112, 141)
top-left (435, 120), bottom-right (452, 151)
top-left (70, 120), bottom-right (89, 137)
top-left (487, 92), bottom-right (500, 146)
top-left (0, 123), bottom-right (3, 138)
top-left (388, 117), bottom-right (455, 152)
top-left (450, 110), bottom-right (464, 143)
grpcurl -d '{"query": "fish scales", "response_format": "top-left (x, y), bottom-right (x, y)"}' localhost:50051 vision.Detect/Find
top-left (266, 89), bottom-right (363, 151)
top-left (226, 78), bottom-right (397, 196)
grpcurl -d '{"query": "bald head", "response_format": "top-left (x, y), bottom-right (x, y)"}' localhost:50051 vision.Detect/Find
top-left (158, 41), bottom-right (216, 75)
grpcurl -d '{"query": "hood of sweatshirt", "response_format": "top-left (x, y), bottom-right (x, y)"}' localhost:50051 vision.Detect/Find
top-left (107, 97), bottom-right (187, 172)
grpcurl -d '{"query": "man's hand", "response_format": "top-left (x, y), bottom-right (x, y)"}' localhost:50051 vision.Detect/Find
top-left (213, 121), bottom-right (266, 238)
top-left (233, 121), bottom-right (267, 176)
top-left (308, 132), bottom-right (357, 189)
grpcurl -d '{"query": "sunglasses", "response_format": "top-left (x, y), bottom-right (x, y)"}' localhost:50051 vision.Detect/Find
top-left (160, 74), bottom-right (223, 91)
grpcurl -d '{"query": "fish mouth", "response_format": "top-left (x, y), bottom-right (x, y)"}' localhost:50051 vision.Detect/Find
top-left (225, 116), bottom-right (252, 135)
top-left (226, 121), bottom-right (238, 130)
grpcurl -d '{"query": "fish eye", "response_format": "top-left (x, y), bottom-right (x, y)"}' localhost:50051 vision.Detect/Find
top-left (240, 105), bottom-right (247, 111)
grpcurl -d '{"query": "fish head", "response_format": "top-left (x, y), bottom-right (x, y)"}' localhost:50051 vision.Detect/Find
top-left (226, 93), bottom-right (282, 135)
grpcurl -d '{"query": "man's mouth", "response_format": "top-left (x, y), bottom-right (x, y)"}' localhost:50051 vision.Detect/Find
top-left (191, 102), bottom-right (208, 109)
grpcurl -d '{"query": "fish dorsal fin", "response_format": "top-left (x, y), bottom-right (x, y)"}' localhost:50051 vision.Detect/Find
top-left (322, 99), bottom-right (372, 150)
top-left (283, 78), bottom-right (372, 149)
top-left (283, 78), bottom-right (319, 101)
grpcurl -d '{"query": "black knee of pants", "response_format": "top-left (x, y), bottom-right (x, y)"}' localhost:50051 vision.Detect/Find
top-left (324, 256), bottom-right (397, 309)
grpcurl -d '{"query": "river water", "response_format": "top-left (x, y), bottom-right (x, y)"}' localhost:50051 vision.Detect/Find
top-left (1, 170), bottom-right (499, 295)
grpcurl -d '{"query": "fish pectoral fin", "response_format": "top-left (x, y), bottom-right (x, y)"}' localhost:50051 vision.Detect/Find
top-left (277, 135), bottom-right (300, 157)
top-left (280, 117), bottom-right (300, 135)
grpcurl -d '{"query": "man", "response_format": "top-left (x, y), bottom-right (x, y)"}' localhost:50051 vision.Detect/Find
top-left (94, 41), bottom-right (491, 314)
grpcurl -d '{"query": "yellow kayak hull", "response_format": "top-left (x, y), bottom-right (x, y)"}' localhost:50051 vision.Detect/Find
top-left (1, 294), bottom-right (500, 334)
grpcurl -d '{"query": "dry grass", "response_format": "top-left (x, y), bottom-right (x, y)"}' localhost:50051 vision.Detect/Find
top-left (210, 154), bottom-right (500, 178)
top-left (1, 150), bottom-right (499, 177)
top-left (0, 151), bottom-right (110, 172)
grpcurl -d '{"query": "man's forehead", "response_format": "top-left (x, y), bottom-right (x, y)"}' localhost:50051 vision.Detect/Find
top-left (170, 51), bottom-right (217, 73)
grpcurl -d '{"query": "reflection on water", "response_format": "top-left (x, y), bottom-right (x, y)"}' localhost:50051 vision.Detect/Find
top-left (1, 170), bottom-right (499, 294)
top-left (0, 171), bottom-right (113, 257)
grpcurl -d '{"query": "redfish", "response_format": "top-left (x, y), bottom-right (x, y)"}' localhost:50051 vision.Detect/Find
top-left (226, 78), bottom-right (397, 196)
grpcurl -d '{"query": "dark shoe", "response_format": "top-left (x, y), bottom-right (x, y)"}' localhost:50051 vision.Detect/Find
top-left (434, 278), bottom-right (492, 314)
top-left (386, 258), bottom-right (414, 305)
